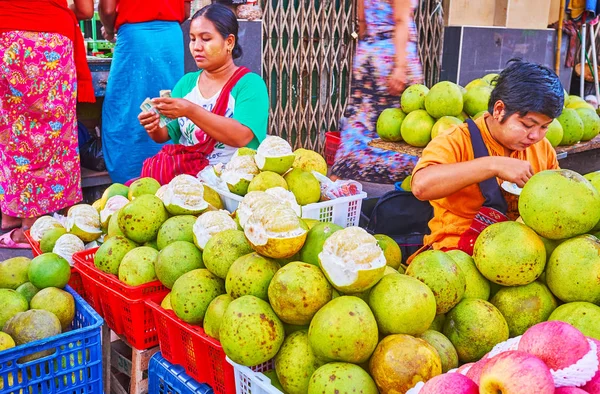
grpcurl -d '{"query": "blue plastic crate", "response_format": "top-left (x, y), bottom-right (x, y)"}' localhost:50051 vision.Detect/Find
top-left (0, 285), bottom-right (103, 394)
top-left (149, 352), bottom-right (214, 394)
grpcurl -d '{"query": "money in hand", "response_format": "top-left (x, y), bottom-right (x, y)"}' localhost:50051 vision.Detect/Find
top-left (140, 97), bottom-right (174, 127)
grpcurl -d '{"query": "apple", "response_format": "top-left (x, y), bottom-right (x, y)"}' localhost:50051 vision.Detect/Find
top-left (465, 357), bottom-right (491, 385)
top-left (519, 321), bottom-right (590, 370)
top-left (554, 388), bottom-right (589, 394)
top-left (457, 362), bottom-right (475, 375)
top-left (479, 351), bottom-right (554, 394)
top-left (582, 338), bottom-right (600, 394)
top-left (420, 373), bottom-right (479, 394)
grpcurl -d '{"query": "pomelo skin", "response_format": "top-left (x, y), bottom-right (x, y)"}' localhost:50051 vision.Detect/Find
top-left (418, 330), bottom-right (459, 373)
top-left (376, 108), bottom-right (406, 142)
top-left (307, 363), bottom-right (378, 394)
top-left (548, 302), bottom-right (600, 340)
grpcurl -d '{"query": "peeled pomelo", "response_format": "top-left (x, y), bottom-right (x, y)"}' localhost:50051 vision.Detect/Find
top-left (298, 222), bottom-right (342, 267)
top-left (192, 210), bottom-right (237, 250)
top-left (30, 216), bottom-right (64, 242)
top-left (52, 234), bottom-right (85, 266)
top-left (254, 135), bottom-right (295, 175)
top-left (65, 204), bottom-right (102, 242)
top-left (163, 174), bottom-right (209, 215)
top-left (221, 154), bottom-right (260, 196)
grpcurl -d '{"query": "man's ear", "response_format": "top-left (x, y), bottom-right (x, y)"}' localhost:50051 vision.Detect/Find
top-left (492, 100), bottom-right (506, 122)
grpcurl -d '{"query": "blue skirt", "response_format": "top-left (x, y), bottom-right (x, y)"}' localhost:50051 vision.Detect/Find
top-left (102, 21), bottom-right (184, 183)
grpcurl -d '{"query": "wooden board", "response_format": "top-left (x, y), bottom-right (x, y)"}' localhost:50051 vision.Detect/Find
top-left (504, 0), bottom-right (552, 30)
top-left (443, 0), bottom-right (497, 27)
top-left (555, 134), bottom-right (600, 156)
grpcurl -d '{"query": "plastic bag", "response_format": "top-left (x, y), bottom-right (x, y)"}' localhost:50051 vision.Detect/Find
top-left (237, 2), bottom-right (263, 20)
top-left (80, 126), bottom-right (106, 171)
top-left (312, 172), bottom-right (362, 200)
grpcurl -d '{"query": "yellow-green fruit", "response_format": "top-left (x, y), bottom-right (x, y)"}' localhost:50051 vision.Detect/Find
top-left (431, 116), bottom-right (462, 139)
top-left (0, 289), bottom-right (28, 329)
top-left (308, 362), bottom-right (378, 394)
top-left (400, 175), bottom-right (412, 191)
top-left (128, 177), bottom-right (161, 200)
top-left (418, 330), bottom-right (459, 373)
top-left (30, 287), bottom-right (75, 331)
top-left (0, 332), bottom-right (15, 351)
top-left (473, 110), bottom-right (488, 120)
top-left (284, 168), bottom-right (321, 205)
top-left (107, 208), bottom-right (125, 239)
top-left (465, 78), bottom-right (489, 90)
top-left (557, 107), bottom-right (584, 145)
top-left (446, 249), bottom-right (490, 300)
top-left (298, 222), bottom-right (343, 267)
top-left (203, 294), bottom-right (233, 340)
top-left (275, 330), bottom-right (326, 394)
top-left (400, 109), bottom-right (435, 147)
top-left (40, 227), bottom-right (68, 253)
top-left (247, 171), bottom-right (289, 192)
top-left (463, 85), bottom-right (492, 116)
top-left (374, 234), bottom-right (402, 269)
top-left (424, 81), bottom-right (464, 118)
top-left (226, 253), bottom-right (280, 301)
top-left (94, 236), bottom-right (137, 275)
top-left (482, 73), bottom-right (499, 85)
top-left (28, 253), bottom-right (71, 289)
top-left (170, 268), bottom-right (225, 324)
top-left (576, 107), bottom-right (600, 141)
top-left (0, 256), bottom-right (31, 289)
top-left (302, 218), bottom-right (320, 229)
top-left (545, 118), bottom-right (564, 147)
top-left (548, 301), bottom-right (600, 340)
top-left (401, 84), bottom-right (429, 113)
top-left (202, 184), bottom-right (224, 210)
top-left (292, 148), bottom-right (328, 176)
top-left (118, 246), bottom-right (159, 286)
top-left (100, 183), bottom-right (129, 209)
top-left (118, 194), bottom-right (169, 244)
top-left (443, 298), bottom-right (509, 363)
top-left (429, 314), bottom-right (445, 332)
top-left (15, 282), bottom-right (39, 304)
top-left (376, 108), bottom-right (406, 142)
top-left (202, 229), bottom-right (254, 279)
top-left (156, 241), bottom-right (204, 289)
top-left (156, 215), bottom-right (196, 250)
top-left (161, 292), bottom-right (172, 310)
top-left (3, 309), bottom-right (61, 362)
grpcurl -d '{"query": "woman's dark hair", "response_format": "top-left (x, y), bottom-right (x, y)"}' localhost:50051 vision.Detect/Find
top-left (488, 58), bottom-right (564, 121)
top-left (192, 4), bottom-right (243, 59)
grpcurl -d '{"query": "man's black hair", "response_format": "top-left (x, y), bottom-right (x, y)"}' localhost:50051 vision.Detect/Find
top-left (192, 4), bottom-right (243, 59)
top-left (488, 59), bottom-right (564, 122)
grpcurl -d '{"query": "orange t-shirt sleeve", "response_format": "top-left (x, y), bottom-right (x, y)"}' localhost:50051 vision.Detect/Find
top-left (412, 126), bottom-right (469, 175)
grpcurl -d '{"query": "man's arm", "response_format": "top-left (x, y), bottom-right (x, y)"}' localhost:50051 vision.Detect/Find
top-left (99, 0), bottom-right (117, 40)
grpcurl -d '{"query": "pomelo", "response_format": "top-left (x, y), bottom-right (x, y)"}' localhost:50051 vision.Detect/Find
top-left (374, 234), bottom-right (402, 269)
top-left (376, 108), bottom-right (406, 142)
top-left (401, 84), bottom-right (429, 113)
top-left (247, 171), bottom-right (289, 192)
top-left (284, 168), bottom-right (320, 205)
top-left (463, 85), bottom-right (492, 116)
top-left (545, 118), bottom-right (564, 147)
top-left (431, 116), bottom-right (462, 139)
top-left (28, 253), bottom-right (71, 289)
top-left (128, 177), bottom-right (160, 200)
top-left (298, 222), bottom-right (342, 267)
top-left (424, 81), bottom-right (463, 118)
top-left (446, 249), bottom-right (490, 300)
top-left (576, 107), bottom-right (600, 141)
top-left (292, 148), bottom-right (328, 176)
top-left (557, 107), bottom-right (584, 145)
top-left (400, 109), bottom-right (435, 147)
top-left (548, 302), bottom-right (600, 340)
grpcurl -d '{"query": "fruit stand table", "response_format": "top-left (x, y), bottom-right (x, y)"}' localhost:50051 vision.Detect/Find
top-left (368, 134), bottom-right (600, 174)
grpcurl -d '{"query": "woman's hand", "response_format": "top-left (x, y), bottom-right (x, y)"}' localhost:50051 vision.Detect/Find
top-left (152, 98), bottom-right (192, 119)
top-left (388, 65), bottom-right (406, 96)
top-left (491, 157), bottom-right (534, 188)
top-left (101, 26), bottom-right (116, 43)
top-left (138, 111), bottom-right (160, 134)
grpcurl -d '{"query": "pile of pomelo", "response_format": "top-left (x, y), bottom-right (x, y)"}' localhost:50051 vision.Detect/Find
top-left (376, 73), bottom-right (600, 149)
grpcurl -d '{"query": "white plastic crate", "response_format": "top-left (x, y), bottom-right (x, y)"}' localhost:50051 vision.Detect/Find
top-left (227, 357), bottom-right (283, 394)
top-left (216, 189), bottom-right (367, 228)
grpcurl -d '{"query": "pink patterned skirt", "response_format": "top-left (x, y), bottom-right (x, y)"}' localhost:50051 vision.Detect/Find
top-left (0, 30), bottom-right (82, 218)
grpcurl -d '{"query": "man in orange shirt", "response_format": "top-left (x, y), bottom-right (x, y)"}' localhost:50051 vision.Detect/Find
top-left (411, 60), bottom-right (563, 253)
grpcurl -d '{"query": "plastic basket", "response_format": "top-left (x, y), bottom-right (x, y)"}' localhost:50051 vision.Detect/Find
top-left (149, 352), bottom-right (214, 394)
top-left (72, 249), bottom-right (169, 350)
top-left (227, 358), bottom-right (282, 394)
top-left (325, 131), bottom-right (341, 165)
top-left (216, 189), bottom-right (367, 228)
top-left (0, 286), bottom-right (103, 394)
top-left (23, 230), bottom-right (85, 296)
top-left (146, 300), bottom-right (237, 394)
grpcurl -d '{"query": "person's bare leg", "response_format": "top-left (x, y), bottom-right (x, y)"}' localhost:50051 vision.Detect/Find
top-left (1, 213), bottom-right (21, 231)
top-left (11, 217), bottom-right (37, 243)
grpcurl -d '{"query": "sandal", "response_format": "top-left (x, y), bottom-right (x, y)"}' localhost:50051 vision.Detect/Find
top-left (0, 229), bottom-right (31, 249)
top-left (0, 224), bottom-right (20, 234)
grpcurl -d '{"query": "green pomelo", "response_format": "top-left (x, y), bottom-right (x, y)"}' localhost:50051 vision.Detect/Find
top-left (307, 362), bottom-right (378, 394)
top-left (568, 100), bottom-right (596, 110)
top-left (519, 169), bottom-right (600, 239)
top-left (156, 241), bottom-right (203, 289)
top-left (28, 253), bottom-right (71, 289)
top-left (473, 221), bottom-right (546, 286)
top-left (302, 218), bottom-right (320, 229)
top-left (256, 155), bottom-right (295, 175)
top-left (225, 253), bottom-right (280, 300)
top-left (144, 240), bottom-right (159, 250)
top-left (0, 289), bottom-right (28, 329)
top-left (0, 332), bottom-right (15, 351)
top-left (0, 256), bottom-right (31, 289)
top-left (202, 229), bottom-right (254, 279)
top-left (576, 107), bottom-right (600, 141)
top-left (118, 194), bottom-right (169, 243)
top-left (418, 330), bottom-right (459, 373)
top-left (275, 330), bottom-right (326, 394)
top-left (156, 215), bottom-right (196, 250)
top-left (103, 183), bottom-right (129, 202)
top-left (368, 273), bottom-right (436, 335)
top-left (118, 246), bottom-right (159, 286)
top-left (465, 78), bottom-right (489, 90)
top-left (557, 107), bottom-right (584, 145)
top-left (127, 177), bottom-right (160, 200)
top-left (220, 295), bottom-right (285, 366)
top-left (406, 250), bottom-right (466, 314)
top-left (376, 108), bottom-right (406, 142)
top-left (202, 184), bottom-right (224, 210)
top-left (446, 249), bottom-right (490, 300)
top-left (463, 85), bottom-right (492, 116)
top-left (490, 281), bottom-right (557, 337)
top-left (548, 302), bottom-right (600, 340)
top-left (442, 298), bottom-right (509, 363)
top-left (431, 116), bottom-right (462, 139)
top-left (262, 370), bottom-right (285, 392)
top-left (401, 84), bottom-right (430, 113)
top-left (203, 294), bottom-right (233, 340)
top-left (545, 118), bottom-right (564, 147)
top-left (15, 282), bottom-right (39, 304)
top-left (482, 73), bottom-right (499, 85)
top-left (298, 222), bottom-right (342, 267)
top-left (227, 179), bottom-right (251, 196)
top-left (308, 296), bottom-right (378, 363)
top-left (400, 175), bottom-right (412, 191)
top-left (457, 111), bottom-right (469, 121)
top-left (384, 266), bottom-right (398, 276)
top-left (400, 109), bottom-right (435, 147)
top-left (161, 292), bottom-right (172, 310)
top-left (40, 227), bottom-right (67, 254)
top-left (107, 208), bottom-right (125, 239)
top-left (171, 268), bottom-right (225, 324)
top-left (374, 234), bottom-right (402, 269)
top-left (247, 171), bottom-right (289, 192)
top-left (3, 309), bottom-right (61, 362)
top-left (429, 314), bottom-right (446, 332)
top-left (292, 149), bottom-right (328, 176)
top-left (268, 262), bottom-right (333, 325)
top-left (472, 110), bottom-right (488, 120)
top-left (424, 81), bottom-right (464, 118)
top-left (284, 168), bottom-right (321, 205)
top-left (94, 236), bottom-right (137, 275)
top-left (30, 287), bottom-right (75, 331)
top-left (546, 235), bottom-right (600, 304)
top-left (237, 147), bottom-right (256, 156)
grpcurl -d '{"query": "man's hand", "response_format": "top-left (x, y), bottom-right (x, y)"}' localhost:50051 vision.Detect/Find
top-left (491, 157), bottom-right (534, 188)
top-left (152, 98), bottom-right (192, 119)
top-left (101, 26), bottom-right (116, 43)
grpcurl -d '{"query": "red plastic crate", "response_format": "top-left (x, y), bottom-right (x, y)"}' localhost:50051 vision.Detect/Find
top-left (73, 248), bottom-right (169, 350)
top-left (325, 131), bottom-right (341, 165)
top-left (147, 300), bottom-right (236, 394)
top-left (24, 229), bottom-right (85, 296)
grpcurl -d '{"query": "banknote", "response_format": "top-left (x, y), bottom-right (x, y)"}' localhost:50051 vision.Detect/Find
top-left (140, 97), bottom-right (174, 127)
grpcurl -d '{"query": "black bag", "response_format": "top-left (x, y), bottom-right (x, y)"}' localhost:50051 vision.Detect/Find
top-left (363, 190), bottom-right (434, 263)
top-left (79, 126), bottom-right (106, 172)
